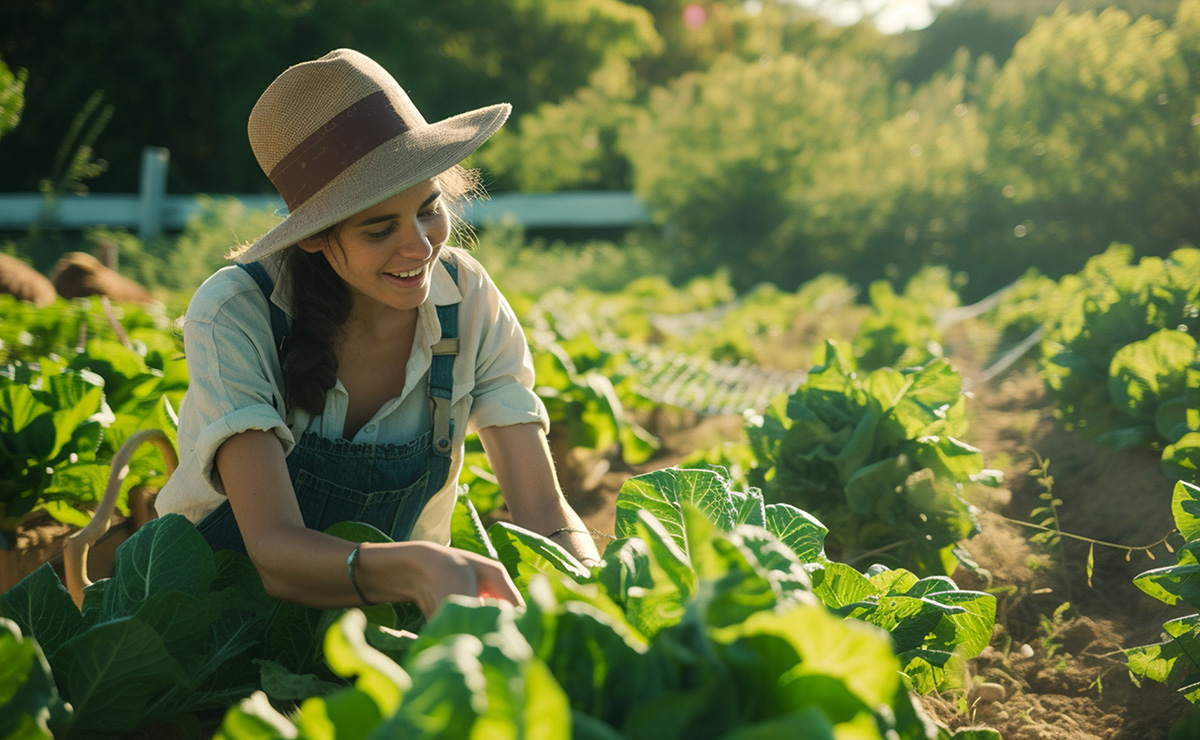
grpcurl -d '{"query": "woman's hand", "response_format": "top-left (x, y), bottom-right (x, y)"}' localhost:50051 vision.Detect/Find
top-left (388, 541), bottom-right (523, 619)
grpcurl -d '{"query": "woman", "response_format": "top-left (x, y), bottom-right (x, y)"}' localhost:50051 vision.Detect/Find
top-left (155, 49), bottom-right (600, 618)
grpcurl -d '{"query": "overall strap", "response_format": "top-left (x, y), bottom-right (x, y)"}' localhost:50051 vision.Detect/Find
top-left (237, 262), bottom-right (291, 351)
top-left (429, 258), bottom-right (459, 457)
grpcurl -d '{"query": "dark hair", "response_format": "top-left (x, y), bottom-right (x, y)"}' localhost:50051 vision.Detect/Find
top-left (279, 165), bottom-right (482, 417)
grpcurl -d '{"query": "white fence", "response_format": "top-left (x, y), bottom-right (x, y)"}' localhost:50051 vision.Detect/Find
top-left (0, 147), bottom-right (651, 239)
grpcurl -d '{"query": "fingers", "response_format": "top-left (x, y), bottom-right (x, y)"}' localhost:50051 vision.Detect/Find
top-left (410, 546), bottom-right (525, 617)
top-left (473, 560), bottom-right (524, 608)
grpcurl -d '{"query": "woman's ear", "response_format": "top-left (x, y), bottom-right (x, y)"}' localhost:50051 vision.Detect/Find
top-left (297, 233), bottom-right (328, 254)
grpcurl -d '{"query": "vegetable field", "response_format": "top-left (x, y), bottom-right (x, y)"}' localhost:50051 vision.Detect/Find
top-left (2, 244), bottom-right (1199, 739)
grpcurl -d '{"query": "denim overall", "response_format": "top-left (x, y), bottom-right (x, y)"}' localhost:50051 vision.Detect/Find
top-left (195, 258), bottom-right (459, 555)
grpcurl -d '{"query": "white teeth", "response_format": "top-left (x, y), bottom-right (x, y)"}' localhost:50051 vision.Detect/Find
top-left (388, 267), bottom-right (424, 278)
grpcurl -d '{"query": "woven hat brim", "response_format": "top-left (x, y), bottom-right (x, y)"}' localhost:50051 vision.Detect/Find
top-left (235, 103), bottom-right (509, 264)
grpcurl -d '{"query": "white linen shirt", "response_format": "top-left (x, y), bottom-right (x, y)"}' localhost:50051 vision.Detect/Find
top-left (154, 246), bottom-right (549, 545)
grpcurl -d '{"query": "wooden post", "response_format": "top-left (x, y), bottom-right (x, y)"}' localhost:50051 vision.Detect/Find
top-left (137, 146), bottom-right (170, 241)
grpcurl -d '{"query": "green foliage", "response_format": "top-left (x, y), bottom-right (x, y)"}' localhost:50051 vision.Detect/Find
top-left (36, 91), bottom-right (112, 204)
top-left (3, 468), bottom-right (992, 739)
top-left (216, 467), bottom-right (992, 740)
top-left (0, 54), bottom-right (26, 140)
top-left (0, 363), bottom-right (108, 540)
top-left (630, 52), bottom-right (880, 289)
top-left (982, 6), bottom-right (1200, 272)
top-left (1040, 245), bottom-right (1200, 462)
top-left (526, 310), bottom-right (659, 466)
top-left (0, 516), bottom-right (421, 739)
top-left (0, 517), bottom-right (268, 738)
top-left (984, 267), bottom-right (1068, 341)
top-left (0, 618), bottom-right (69, 740)
top-left (97, 196), bottom-right (286, 299)
top-left (853, 266), bottom-right (959, 372)
top-left (478, 87), bottom-right (638, 192)
top-left (0, 0), bottom-right (662, 193)
top-left (1128, 481), bottom-right (1200, 701)
top-left (747, 340), bottom-right (996, 575)
top-left (0, 297), bottom-right (187, 534)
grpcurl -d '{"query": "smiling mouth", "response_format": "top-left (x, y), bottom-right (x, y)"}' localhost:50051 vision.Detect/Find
top-left (382, 265), bottom-right (427, 285)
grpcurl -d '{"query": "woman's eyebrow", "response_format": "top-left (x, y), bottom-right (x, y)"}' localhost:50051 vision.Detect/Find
top-left (352, 191), bottom-right (442, 227)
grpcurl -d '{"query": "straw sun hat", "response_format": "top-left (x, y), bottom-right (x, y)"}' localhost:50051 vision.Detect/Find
top-left (234, 48), bottom-right (510, 264)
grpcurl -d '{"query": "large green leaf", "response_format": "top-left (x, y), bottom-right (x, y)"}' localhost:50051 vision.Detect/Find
top-left (1127, 615), bottom-right (1200, 702)
top-left (375, 633), bottom-right (507, 738)
top-left (1174, 481), bottom-right (1200, 543)
top-left (1109, 329), bottom-right (1196, 418)
top-left (516, 581), bottom-right (653, 728)
top-left (323, 609), bottom-right (409, 716)
top-left (51, 616), bottom-right (188, 738)
top-left (811, 562), bottom-right (878, 610)
top-left (1164, 433), bottom-right (1200, 485)
top-left (449, 491), bottom-right (498, 559)
top-left (615, 468), bottom-right (736, 553)
top-left (0, 384), bottom-right (57, 465)
top-left (758, 503), bottom-right (827, 563)
top-left (0, 618), bottom-right (67, 740)
top-left (735, 528), bottom-right (814, 604)
top-left (710, 604), bottom-right (899, 719)
top-left (489, 521), bottom-right (589, 592)
top-left (212, 691), bottom-right (299, 740)
top-left (100, 514), bottom-right (216, 620)
top-left (43, 371), bottom-right (107, 464)
top-left (0, 563), bottom-right (86, 659)
top-left (1134, 563), bottom-right (1200, 607)
top-left (293, 688), bottom-right (382, 740)
top-left (887, 359), bottom-right (963, 437)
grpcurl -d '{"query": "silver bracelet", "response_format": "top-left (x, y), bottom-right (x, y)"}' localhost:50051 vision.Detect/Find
top-left (346, 545), bottom-right (376, 606)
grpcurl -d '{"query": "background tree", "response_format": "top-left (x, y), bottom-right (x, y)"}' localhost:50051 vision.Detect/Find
top-left (981, 6), bottom-right (1200, 278)
top-left (0, 0), bottom-right (660, 193)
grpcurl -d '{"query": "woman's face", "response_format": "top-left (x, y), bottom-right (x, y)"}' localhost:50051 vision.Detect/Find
top-left (302, 178), bottom-right (451, 315)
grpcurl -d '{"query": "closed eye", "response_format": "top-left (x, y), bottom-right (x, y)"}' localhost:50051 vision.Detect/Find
top-left (365, 222), bottom-right (397, 239)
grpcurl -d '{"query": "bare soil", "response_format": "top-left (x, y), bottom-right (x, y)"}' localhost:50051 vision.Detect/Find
top-left (923, 323), bottom-right (1194, 738)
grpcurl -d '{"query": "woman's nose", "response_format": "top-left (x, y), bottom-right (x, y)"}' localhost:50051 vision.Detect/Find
top-left (396, 217), bottom-right (432, 257)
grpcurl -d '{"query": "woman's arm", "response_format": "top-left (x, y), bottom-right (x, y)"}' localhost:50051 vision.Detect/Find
top-left (477, 422), bottom-right (602, 565)
top-left (215, 429), bottom-right (521, 616)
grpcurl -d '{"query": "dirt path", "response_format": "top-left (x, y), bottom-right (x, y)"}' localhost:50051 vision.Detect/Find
top-left (921, 324), bottom-right (1193, 738)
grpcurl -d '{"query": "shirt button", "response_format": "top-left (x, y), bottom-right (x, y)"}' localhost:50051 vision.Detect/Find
top-left (363, 425), bottom-right (376, 434)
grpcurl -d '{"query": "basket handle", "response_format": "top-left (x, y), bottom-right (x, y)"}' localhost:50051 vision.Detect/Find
top-left (64, 429), bottom-right (178, 607)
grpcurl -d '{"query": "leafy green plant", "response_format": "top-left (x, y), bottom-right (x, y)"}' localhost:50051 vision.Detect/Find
top-left (1127, 480), bottom-right (1200, 701)
top-left (0, 296), bottom-right (187, 531)
top-left (0, 516), bottom-right (420, 739)
top-left (747, 340), bottom-right (999, 576)
top-left (1163, 358), bottom-right (1200, 485)
top-left (0, 363), bottom-right (110, 544)
top-left (214, 466), bottom-right (995, 740)
top-left (853, 266), bottom-right (959, 372)
top-left (0, 54), bottom-right (25, 141)
top-left (530, 327), bottom-right (658, 466)
top-left (1039, 245), bottom-right (1200, 487)
top-left (1, 468), bottom-right (995, 740)
top-left (0, 617), bottom-right (68, 740)
top-left (1041, 245), bottom-right (1200, 444)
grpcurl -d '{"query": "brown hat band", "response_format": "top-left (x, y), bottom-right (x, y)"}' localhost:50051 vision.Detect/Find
top-left (268, 90), bottom-right (410, 211)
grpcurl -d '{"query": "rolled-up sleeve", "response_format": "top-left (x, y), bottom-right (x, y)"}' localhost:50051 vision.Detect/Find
top-left (183, 313), bottom-right (294, 495)
top-left (465, 268), bottom-right (549, 434)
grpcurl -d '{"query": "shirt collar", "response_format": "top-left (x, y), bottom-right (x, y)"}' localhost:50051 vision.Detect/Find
top-left (264, 248), bottom-right (462, 319)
